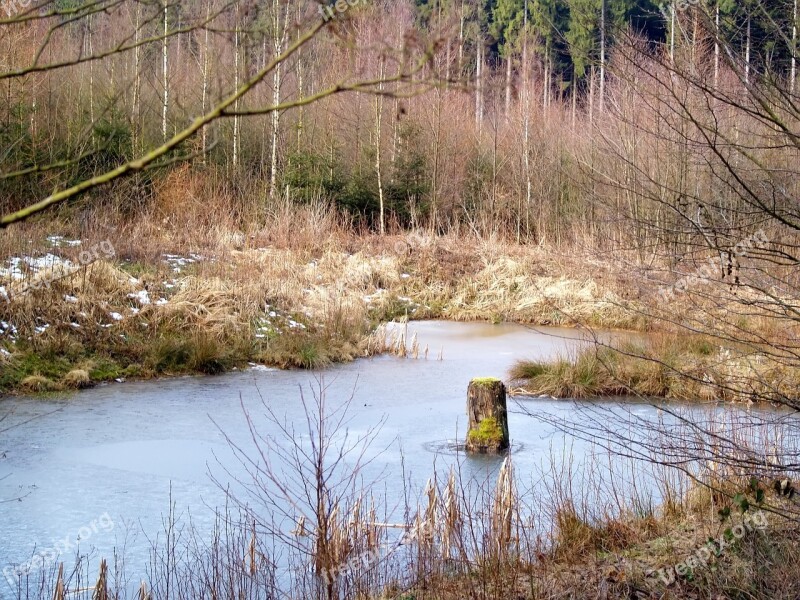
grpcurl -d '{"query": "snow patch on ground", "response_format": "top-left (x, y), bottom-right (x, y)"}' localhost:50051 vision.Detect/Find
top-left (127, 289), bottom-right (151, 305)
top-left (163, 253), bottom-right (206, 273)
top-left (47, 235), bottom-right (82, 248)
top-left (0, 254), bottom-right (74, 281)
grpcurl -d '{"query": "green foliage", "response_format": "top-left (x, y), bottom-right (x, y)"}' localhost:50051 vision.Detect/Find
top-left (0, 351), bottom-right (73, 391)
top-left (384, 123), bottom-right (430, 225)
top-left (463, 150), bottom-right (493, 215)
top-left (71, 114), bottom-right (133, 185)
top-left (285, 123), bottom-right (428, 229)
top-left (490, 0), bottom-right (527, 57)
top-left (283, 149), bottom-right (338, 201)
top-left (88, 358), bottom-right (124, 381)
top-left (565, 0), bottom-right (599, 79)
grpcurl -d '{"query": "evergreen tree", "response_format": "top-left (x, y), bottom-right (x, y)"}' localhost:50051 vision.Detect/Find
top-left (566, 0), bottom-right (600, 79)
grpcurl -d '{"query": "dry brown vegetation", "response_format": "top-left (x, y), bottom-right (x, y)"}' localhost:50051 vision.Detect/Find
top-left (2, 0), bottom-right (800, 597)
top-left (510, 332), bottom-right (800, 404)
top-left (0, 176), bottom-right (650, 394)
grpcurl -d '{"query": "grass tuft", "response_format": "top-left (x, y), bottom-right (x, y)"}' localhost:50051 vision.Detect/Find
top-left (510, 334), bottom-right (800, 402)
top-left (63, 369), bottom-right (92, 389)
top-left (19, 375), bottom-right (62, 393)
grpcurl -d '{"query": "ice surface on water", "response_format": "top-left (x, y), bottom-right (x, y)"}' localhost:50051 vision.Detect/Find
top-left (0, 321), bottom-right (788, 592)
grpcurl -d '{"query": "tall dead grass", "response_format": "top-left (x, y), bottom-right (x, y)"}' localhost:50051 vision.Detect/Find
top-left (0, 181), bottom-right (647, 393)
top-left (510, 333), bottom-right (800, 403)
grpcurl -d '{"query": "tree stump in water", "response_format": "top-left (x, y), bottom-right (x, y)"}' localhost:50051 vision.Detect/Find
top-left (465, 378), bottom-right (510, 453)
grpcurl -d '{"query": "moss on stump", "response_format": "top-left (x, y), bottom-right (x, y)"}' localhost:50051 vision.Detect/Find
top-left (465, 378), bottom-right (509, 453)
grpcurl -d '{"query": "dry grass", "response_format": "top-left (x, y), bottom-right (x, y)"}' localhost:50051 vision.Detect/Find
top-left (2, 184), bottom-right (789, 399)
top-left (510, 333), bottom-right (800, 403)
top-left (63, 368), bottom-right (92, 389)
top-left (19, 374), bottom-right (61, 393)
top-left (0, 194), bottom-right (646, 394)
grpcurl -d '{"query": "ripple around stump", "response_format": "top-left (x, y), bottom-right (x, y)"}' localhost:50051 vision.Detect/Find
top-left (423, 439), bottom-right (524, 456)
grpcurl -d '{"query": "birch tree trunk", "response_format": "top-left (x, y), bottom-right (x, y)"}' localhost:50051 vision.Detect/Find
top-left (87, 13), bottom-right (95, 144)
top-left (589, 65), bottom-right (595, 127)
top-left (543, 53), bottom-right (550, 108)
top-left (504, 55), bottom-right (511, 119)
top-left (670, 4), bottom-right (675, 63)
top-left (523, 1), bottom-right (531, 239)
top-left (571, 73), bottom-right (577, 128)
top-left (201, 0), bottom-right (210, 164)
top-left (792, 0), bottom-right (798, 94)
top-left (599, 0), bottom-right (606, 112)
top-left (375, 57), bottom-right (386, 236)
top-left (295, 1), bottom-right (304, 154)
top-left (714, 2), bottom-right (720, 89)
top-left (432, 85), bottom-right (442, 230)
top-left (475, 39), bottom-right (483, 134)
top-left (132, 2), bottom-right (142, 155)
top-left (269, 0), bottom-right (287, 199)
top-left (162, 0), bottom-right (169, 141)
top-left (233, 0), bottom-right (240, 170)
top-left (458, 0), bottom-right (465, 76)
top-left (745, 14), bottom-right (751, 84)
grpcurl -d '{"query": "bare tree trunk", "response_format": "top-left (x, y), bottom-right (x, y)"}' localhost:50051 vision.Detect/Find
top-left (589, 65), bottom-right (595, 127)
top-left (670, 4), bottom-right (675, 63)
top-left (89, 14), bottom-right (95, 145)
top-left (792, 0), bottom-right (798, 94)
top-left (260, 37), bottom-right (268, 168)
top-left (542, 55), bottom-right (547, 108)
top-left (432, 87), bottom-right (442, 230)
top-left (201, 0), bottom-right (210, 164)
top-left (475, 38), bottom-right (483, 134)
top-left (391, 97), bottom-right (399, 178)
top-left (465, 379), bottom-right (509, 454)
top-left (523, 0), bottom-right (531, 239)
top-left (694, 6), bottom-right (701, 65)
top-left (458, 0), bottom-right (464, 76)
top-left (132, 1), bottom-right (142, 155)
top-left (29, 91), bottom-right (36, 153)
top-left (714, 2), bottom-right (720, 89)
top-left (505, 55), bottom-right (511, 119)
top-left (571, 74), bottom-right (576, 128)
top-left (233, 0), bottom-right (240, 170)
top-left (162, 0), bottom-right (168, 141)
top-left (375, 57), bottom-right (386, 236)
top-left (491, 115), bottom-right (498, 227)
top-left (83, 13), bottom-right (95, 147)
top-left (295, 1), bottom-right (304, 154)
top-left (269, 0), bottom-right (287, 199)
top-left (544, 53), bottom-right (551, 108)
top-left (599, 0), bottom-right (606, 112)
top-left (745, 13), bottom-right (751, 84)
